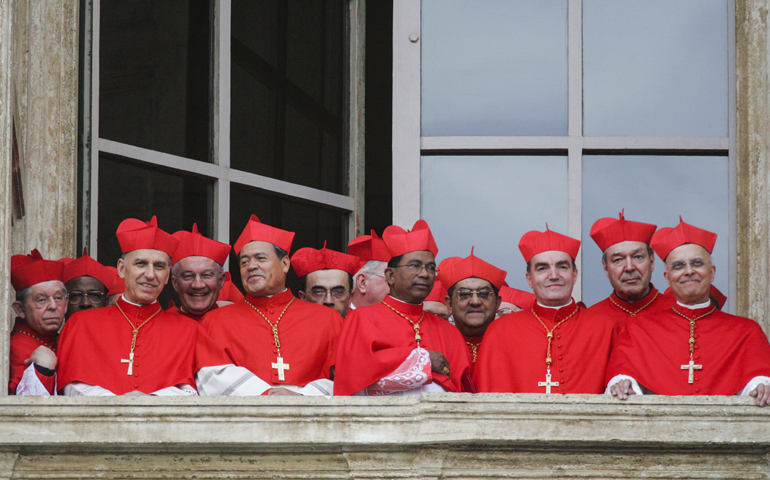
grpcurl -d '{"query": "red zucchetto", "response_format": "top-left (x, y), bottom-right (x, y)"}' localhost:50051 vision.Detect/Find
top-left (11, 249), bottom-right (64, 290)
top-left (116, 216), bottom-right (178, 257)
top-left (61, 247), bottom-right (115, 289)
top-left (347, 230), bottom-right (390, 266)
top-left (291, 242), bottom-right (361, 278)
top-left (499, 286), bottom-right (536, 310)
top-left (382, 220), bottom-right (439, 258)
top-left (437, 250), bottom-right (507, 291)
top-left (172, 223), bottom-right (231, 266)
top-left (650, 217), bottom-right (717, 261)
top-left (589, 211), bottom-right (657, 252)
top-left (518, 225), bottom-right (581, 263)
top-left (233, 214), bottom-right (295, 255)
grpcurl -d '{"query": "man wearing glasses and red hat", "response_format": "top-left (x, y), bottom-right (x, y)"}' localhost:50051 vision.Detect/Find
top-left (588, 212), bottom-right (673, 324)
top-left (607, 219), bottom-right (770, 406)
top-left (195, 215), bottom-right (342, 396)
top-left (57, 217), bottom-right (198, 396)
top-left (59, 248), bottom-right (114, 320)
top-left (334, 220), bottom-right (472, 396)
top-left (292, 244), bottom-right (359, 318)
top-left (10, 250), bottom-right (66, 395)
top-left (437, 251), bottom-right (506, 368)
top-left (474, 226), bottom-right (621, 394)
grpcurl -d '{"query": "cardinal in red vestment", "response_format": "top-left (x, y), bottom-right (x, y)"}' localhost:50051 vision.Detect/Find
top-left (473, 226), bottom-right (621, 394)
top-left (607, 218), bottom-right (770, 406)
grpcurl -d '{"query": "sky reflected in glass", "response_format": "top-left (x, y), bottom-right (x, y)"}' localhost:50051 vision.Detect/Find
top-left (421, 0), bottom-right (568, 136)
top-left (583, 0), bottom-right (728, 137)
top-left (421, 156), bottom-right (568, 292)
top-left (582, 155), bottom-right (729, 310)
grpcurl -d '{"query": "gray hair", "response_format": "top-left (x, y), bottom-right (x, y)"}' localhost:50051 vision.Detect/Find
top-left (15, 281), bottom-right (67, 303)
top-left (353, 260), bottom-right (387, 291)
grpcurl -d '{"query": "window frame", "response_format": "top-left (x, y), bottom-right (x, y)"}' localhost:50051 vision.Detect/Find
top-left (393, 0), bottom-right (736, 307)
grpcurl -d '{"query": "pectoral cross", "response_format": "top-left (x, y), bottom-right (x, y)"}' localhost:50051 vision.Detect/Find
top-left (121, 352), bottom-right (134, 375)
top-left (538, 370), bottom-right (559, 394)
top-left (681, 359), bottom-right (702, 384)
top-left (272, 356), bottom-right (290, 381)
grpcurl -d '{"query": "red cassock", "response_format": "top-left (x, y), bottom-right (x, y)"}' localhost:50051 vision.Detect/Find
top-left (57, 298), bottom-right (198, 394)
top-left (334, 299), bottom-right (473, 395)
top-left (9, 319), bottom-right (57, 394)
top-left (589, 284), bottom-right (674, 326)
top-left (605, 305), bottom-right (770, 395)
top-left (473, 301), bottom-right (622, 394)
top-left (195, 290), bottom-right (343, 385)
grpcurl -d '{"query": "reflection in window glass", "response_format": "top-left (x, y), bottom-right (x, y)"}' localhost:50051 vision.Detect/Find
top-left (583, 0), bottom-right (728, 137)
top-left (229, 185), bottom-right (346, 294)
top-left (230, 1), bottom-right (346, 195)
top-left (581, 155), bottom-right (729, 309)
top-left (421, 156), bottom-right (568, 292)
top-left (99, 0), bottom-right (212, 161)
top-left (98, 153), bottom-right (213, 307)
top-left (421, 0), bottom-right (568, 136)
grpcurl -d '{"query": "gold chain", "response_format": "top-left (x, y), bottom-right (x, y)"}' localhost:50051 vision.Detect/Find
top-left (530, 306), bottom-right (579, 367)
top-left (672, 306), bottom-right (716, 363)
top-left (244, 297), bottom-right (294, 357)
top-left (466, 341), bottom-right (480, 363)
top-left (382, 300), bottom-right (424, 347)
top-left (609, 290), bottom-right (660, 316)
top-left (12, 329), bottom-right (57, 352)
top-left (116, 302), bottom-right (162, 355)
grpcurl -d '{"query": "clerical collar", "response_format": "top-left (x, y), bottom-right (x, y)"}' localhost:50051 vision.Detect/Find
top-left (677, 299), bottom-right (712, 310)
top-left (537, 300), bottom-right (573, 310)
top-left (120, 295), bottom-right (158, 307)
top-left (614, 284), bottom-right (653, 303)
top-left (387, 295), bottom-right (421, 306)
top-left (262, 288), bottom-right (288, 298)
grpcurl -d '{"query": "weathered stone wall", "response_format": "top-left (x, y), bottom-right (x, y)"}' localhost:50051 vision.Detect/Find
top-left (0, 394), bottom-right (767, 479)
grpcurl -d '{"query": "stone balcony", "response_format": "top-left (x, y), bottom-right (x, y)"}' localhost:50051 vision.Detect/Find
top-left (0, 393), bottom-right (768, 478)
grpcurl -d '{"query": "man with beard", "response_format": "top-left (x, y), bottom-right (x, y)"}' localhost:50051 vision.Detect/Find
top-left (589, 212), bottom-right (673, 324)
top-left (607, 219), bottom-right (770, 406)
top-left (334, 220), bottom-right (472, 396)
top-left (437, 251), bottom-right (506, 369)
top-left (292, 243), bottom-right (359, 318)
top-left (58, 217), bottom-right (198, 396)
top-left (168, 224), bottom-right (231, 321)
top-left (474, 226), bottom-right (621, 394)
top-left (59, 248), bottom-right (114, 320)
top-left (10, 250), bottom-right (66, 395)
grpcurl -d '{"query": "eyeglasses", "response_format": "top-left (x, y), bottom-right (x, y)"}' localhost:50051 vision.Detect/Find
top-left (669, 259), bottom-right (707, 271)
top-left (455, 289), bottom-right (495, 301)
top-left (32, 293), bottom-right (68, 308)
top-left (394, 262), bottom-right (437, 275)
top-left (68, 291), bottom-right (106, 305)
top-left (307, 287), bottom-right (350, 300)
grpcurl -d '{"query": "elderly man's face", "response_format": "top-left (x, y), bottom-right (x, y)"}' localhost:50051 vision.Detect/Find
top-left (664, 243), bottom-right (715, 305)
top-left (385, 251), bottom-right (436, 304)
top-left (12, 280), bottom-right (67, 336)
top-left (603, 241), bottom-right (654, 302)
top-left (171, 256), bottom-right (225, 317)
top-left (239, 241), bottom-right (289, 297)
top-left (298, 269), bottom-right (352, 317)
top-left (118, 249), bottom-right (171, 305)
top-left (526, 250), bottom-right (577, 307)
top-left (447, 277), bottom-right (501, 337)
top-left (65, 276), bottom-right (108, 320)
top-left (495, 301), bottom-right (523, 319)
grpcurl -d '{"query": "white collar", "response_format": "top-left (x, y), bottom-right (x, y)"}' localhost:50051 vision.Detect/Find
top-left (676, 299), bottom-right (712, 310)
top-left (120, 294), bottom-right (158, 307)
top-left (387, 294), bottom-right (421, 306)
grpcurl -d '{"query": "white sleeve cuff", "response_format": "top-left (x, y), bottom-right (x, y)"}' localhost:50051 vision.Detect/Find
top-left (15, 364), bottom-right (52, 396)
top-left (605, 374), bottom-right (643, 396)
top-left (738, 376), bottom-right (770, 396)
top-left (151, 384), bottom-right (198, 396)
top-left (196, 364), bottom-right (272, 396)
top-left (63, 382), bottom-right (116, 396)
top-left (297, 379), bottom-right (334, 397)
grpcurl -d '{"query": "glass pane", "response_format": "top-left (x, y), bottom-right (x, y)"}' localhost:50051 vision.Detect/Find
top-left (99, 0), bottom-right (212, 161)
top-left (421, 155), bottom-right (568, 292)
top-left (421, 0), bottom-right (568, 136)
top-left (581, 155), bottom-right (729, 310)
top-left (231, 1), bottom-right (346, 195)
top-left (229, 185), bottom-right (347, 294)
top-left (97, 153), bottom-right (213, 307)
top-left (583, 0), bottom-right (728, 137)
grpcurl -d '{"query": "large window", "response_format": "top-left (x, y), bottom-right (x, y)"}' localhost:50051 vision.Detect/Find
top-left (84, 1), bottom-right (362, 299)
top-left (394, 0), bottom-right (734, 309)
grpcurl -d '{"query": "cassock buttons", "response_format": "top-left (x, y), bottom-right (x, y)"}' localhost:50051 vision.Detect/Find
top-left (695, 388), bottom-right (700, 393)
top-left (559, 368), bottom-right (563, 372)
